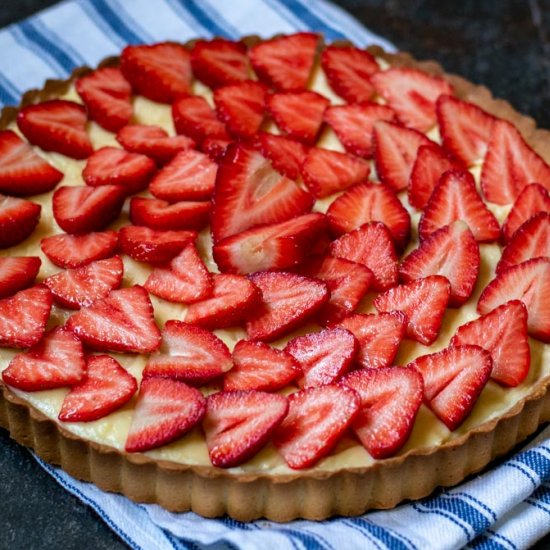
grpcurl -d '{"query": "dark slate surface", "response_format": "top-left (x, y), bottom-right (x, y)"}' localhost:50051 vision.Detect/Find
top-left (0, 1), bottom-right (549, 549)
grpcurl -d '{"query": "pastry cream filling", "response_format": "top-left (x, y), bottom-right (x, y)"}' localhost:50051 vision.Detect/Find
top-left (0, 63), bottom-right (548, 475)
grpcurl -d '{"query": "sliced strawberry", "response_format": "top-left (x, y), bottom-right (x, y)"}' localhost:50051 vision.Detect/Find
top-left (120, 42), bottom-right (191, 103)
top-left (301, 148), bottom-right (370, 198)
top-left (399, 221), bottom-right (480, 307)
top-left (408, 345), bottom-right (492, 430)
top-left (203, 390), bottom-right (288, 468)
top-left (249, 32), bottom-right (319, 91)
top-left (477, 257), bottom-right (550, 342)
top-left (0, 256), bottom-right (41, 298)
top-left (2, 327), bottom-right (84, 391)
top-left (419, 169), bottom-right (500, 242)
top-left (66, 285), bottom-right (161, 353)
top-left (256, 132), bottom-right (308, 180)
top-left (373, 120), bottom-right (432, 192)
top-left (0, 130), bottom-right (63, 195)
top-left (329, 222), bottom-right (398, 291)
top-left (342, 366), bottom-right (423, 459)
top-left (129, 197), bottom-right (210, 231)
top-left (75, 67), bottom-right (132, 132)
top-left (481, 119), bottom-right (550, 205)
top-left (0, 195), bottom-right (41, 249)
top-left (143, 321), bottom-right (232, 386)
top-left (125, 377), bottom-right (206, 453)
top-left (273, 384), bottom-right (359, 469)
top-left (17, 99), bottom-right (92, 159)
top-left (371, 68), bottom-right (453, 132)
top-left (224, 340), bottom-right (300, 391)
top-left (41, 230), bottom-right (118, 269)
top-left (172, 96), bottom-right (229, 144)
top-left (44, 256), bottom-right (123, 309)
top-left (246, 271), bottom-right (329, 342)
top-left (52, 185), bottom-right (125, 234)
top-left (59, 354), bottom-right (137, 422)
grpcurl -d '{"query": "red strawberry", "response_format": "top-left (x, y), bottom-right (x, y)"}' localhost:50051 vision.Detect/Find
top-left (83, 146), bottom-right (156, 195)
top-left (256, 132), bottom-right (308, 180)
top-left (301, 148), bottom-right (370, 198)
top-left (17, 99), bottom-right (93, 159)
top-left (249, 32), bottom-right (319, 91)
top-left (203, 390), bottom-right (288, 468)
top-left (481, 119), bottom-right (550, 205)
top-left (120, 42), bottom-right (191, 103)
top-left (0, 130), bottom-right (63, 195)
top-left (329, 222), bottom-right (398, 291)
top-left (149, 149), bottom-right (216, 202)
top-left (2, 327), bottom-right (85, 391)
top-left (224, 340), bottom-right (300, 391)
top-left (323, 103), bottom-right (395, 158)
top-left (321, 45), bottom-right (379, 103)
top-left (273, 384), bottom-right (359, 469)
top-left (419, 169), bottom-right (500, 242)
top-left (129, 197), bottom-right (210, 231)
top-left (371, 68), bottom-right (453, 132)
top-left (451, 300), bottom-right (530, 387)
top-left (200, 138), bottom-right (231, 162)
top-left (400, 221), bottom-right (480, 307)
top-left (0, 256), bottom-right (41, 298)
top-left (477, 258), bottom-right (550, 342)
top-left (41, 230), bottom-right (118, 269)
top-left (0, 195), bottom-right (41, 249)
top-left (246, 271), bottom-right (329, 342)
top-left (66, 285), bottom-right (161, 353)
top-left (52, 185), bottom-right (125, 234)
top-left (373, 120), bottom-right (432, 192)
top-left (172, 96), bottom-right (229, 144)
top-left (44, 256), bottom-right (124, 309)
top-left (75, 67), bottom-right (132, 132)
top-left (338, 311), bottom-right (407, 369)
top-left (342, 366), bottom-right (423, 459)
top-left (143, 321), bottom-right (232, 386)
top-left (408, 345), bottom-right (492, 430)
top-left (125, 377), bottom-right (206, 453)
top-left (59, 354), bottom-right (137, 422)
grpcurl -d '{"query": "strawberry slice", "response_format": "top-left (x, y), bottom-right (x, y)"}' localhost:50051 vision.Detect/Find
top-left (477, 257), bottom-right (550, 342)
top-left (338, 311), bottom-right (407, 369)
top-left (125, 377), bottom-right (206, 453)
top-left (120, 42), bottom-right (191, 103)
top-left (59, 354), bottom-right (137, 422)
top-left (373, 120), bottom-right (432, 192)
top-left (481, 119), bottom-right (550, 205)
top-left (66, 285), bottom-right (161, 353)
top-left (419, 169), bottom-right (500, 242)
top-left (0, 130), bottom-right (63, 195)
top-left (224, 340), bottom-right (300, 391)
top-left (256, 132), bottom-right (308, 180)
top-left (52, 185), bottom-right (125, 234)
top-left (249, 32), bottom-right (319, 91)
top-left (273, 384), bottom-right (359, 469)
top-left (143, 321), bottom-right (232, 386)
top-left (451, 300), bottom-right (530, 387)
top-left (44, 256), bottom-right (123, 309)
top-left (129, 197), bottom-right (210, 231)
top-left (0, 256), bottom-right (41, 298)
top-left (172, 96), bottom-right (229, 144)
top-left (17, 99), bottom-right (92, 159)
top-left (342, 366), bottom-right (423, 459)
top-left (149, 149), bottom-right (216, 202)
top-left (246, 271), bottom-right (329, 342)
top-left (371, 68), bottom-right (453, 132)
top-left (321, 45), bottom-right (379, 103)
top-left (329, 222), bottom-right (398, 291)
top-left (200, 138), bottom-right (231, 162)
top-left (41, 230), bottom-right (118, 269)
top-left (323, 103), bottom-right (395, 158)
top-left (301, 148), bottom-right (370, 198)
top-left (203, 390), bottom-right (288, 468)
top-left (83, 147), bottom-right (156, 195)
top-left (285, 327), bottom-right (358, 388)
top-left (408, 345), bottom-right (492, 430)
top-left (2, 327), bottom-right (85, 391)
top-left (0, 195), bottom-right (41, 249)
top-left (400, 221), bottom-right (480, 307)
top-left (75, 67), bottom-right (132, 132)
top-left (0, 285), bottom-right (52, 348)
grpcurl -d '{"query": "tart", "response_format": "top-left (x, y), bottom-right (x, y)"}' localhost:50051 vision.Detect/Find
top-left (0, 34), bottom-right (549, 521)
